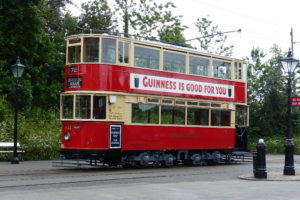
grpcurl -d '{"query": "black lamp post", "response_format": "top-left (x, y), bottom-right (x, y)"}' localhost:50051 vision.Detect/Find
top-left (10, 57), bottom-right (25, 164)
top-left (281, 49), bottom-right (298, 175)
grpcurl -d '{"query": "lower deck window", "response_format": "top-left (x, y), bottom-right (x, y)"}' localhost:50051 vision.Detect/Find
top-left (187, 108), bottom-right (208, 125)
top-left (93, 96), bottom-right (106, 119)
top-left (211, 110), bottom-right (231, 126)
top-left (161, 106), bottom-right (185, 125)
top-left (62, 96), bottom-right (73, 118)
top-left (132, 104), bottom-right (159, 123)
top-left (236, 106), bottom-right (247, 125)
top-left (75, 95), bottom-right (91, 119)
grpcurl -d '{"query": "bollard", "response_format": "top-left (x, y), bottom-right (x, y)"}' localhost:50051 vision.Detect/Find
top-left (254, 139), bottom-right (267, 178)
top-left (252, 151), bottom-right (257, 174)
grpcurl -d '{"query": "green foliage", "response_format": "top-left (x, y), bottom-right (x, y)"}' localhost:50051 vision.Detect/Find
top-left (248, 135), bottom-right (300, 154)
top-left (79, 0), bottom-right (115, 33)
top-left (195, 16), bottom-right (233, 56)
top-left (0, 108), bottom-right (61, 161)
top-left (158, 24), bottom-right (190, 47)
top-left (247, 45), bottom-right (300, 141)
top-left (115, 0), bottom-right (183, 39)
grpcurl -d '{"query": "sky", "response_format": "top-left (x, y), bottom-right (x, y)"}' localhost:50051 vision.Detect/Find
top-left (68, 0), bottom-right (300, 61)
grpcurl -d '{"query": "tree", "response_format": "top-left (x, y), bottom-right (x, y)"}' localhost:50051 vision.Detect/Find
top-left (158, 23), bottom-right (189, 46)
top-left (78, 0), bottom-right (115, 33)
top-left (115, 0), bottom-right (183, 40)
top-left (247, 45), bottom-right (294, 137)
top-left (195, 17), bottom-right (233, 56)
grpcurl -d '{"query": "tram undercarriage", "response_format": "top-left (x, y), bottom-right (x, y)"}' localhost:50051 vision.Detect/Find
top-left (56, 149), bottom-right (250, 168)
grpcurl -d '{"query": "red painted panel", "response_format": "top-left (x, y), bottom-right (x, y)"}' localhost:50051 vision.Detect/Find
top-left (64, 64), bottom-right (246, 103)
top-left (123, 125), bottom-right (235, 150)
top-left (61, 122), bottom-right (235, 151)
top-left (61, 121), bottom-right (110, 150)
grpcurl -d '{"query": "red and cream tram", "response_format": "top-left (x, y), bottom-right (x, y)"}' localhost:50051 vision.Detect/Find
top-left (59, 34), bottom-right (248, 166)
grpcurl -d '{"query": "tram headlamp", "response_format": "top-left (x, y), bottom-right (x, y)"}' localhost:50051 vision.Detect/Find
top-left (64, 132), bottom-right (71, 141)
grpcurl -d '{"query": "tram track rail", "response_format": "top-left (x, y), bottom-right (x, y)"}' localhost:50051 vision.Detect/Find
top-left (0, 164), bottom-right (242, 191)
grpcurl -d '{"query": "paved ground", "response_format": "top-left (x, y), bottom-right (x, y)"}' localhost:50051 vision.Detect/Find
top-left (0, 155), bottom-right (299, 200)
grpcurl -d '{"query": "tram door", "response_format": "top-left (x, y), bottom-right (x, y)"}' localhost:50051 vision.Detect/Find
top-left (235, 106), bottom-right (248, 150)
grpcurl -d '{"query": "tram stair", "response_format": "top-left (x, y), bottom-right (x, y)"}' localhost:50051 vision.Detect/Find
top-left (230, 150), bottom-right (253, 162)
top-left (52, 158), bottom-right (103, 168)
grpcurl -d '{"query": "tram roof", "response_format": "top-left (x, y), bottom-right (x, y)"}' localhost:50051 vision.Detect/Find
top-left (66, 34), bottom-right (243, 62)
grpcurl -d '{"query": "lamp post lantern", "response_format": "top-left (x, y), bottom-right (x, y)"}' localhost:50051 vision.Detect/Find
top-left (10, 57), bottom-right (25, 164)
top-left (281, 49), bottom-right (298, 175)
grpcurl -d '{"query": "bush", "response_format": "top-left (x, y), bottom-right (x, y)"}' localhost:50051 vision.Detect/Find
top-left (248, 134), bottom-right (300, 154)
top-left (0, 108), bottom-right (61, 161)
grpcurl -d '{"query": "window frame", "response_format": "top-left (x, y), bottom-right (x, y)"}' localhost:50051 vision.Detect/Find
top-left (189, 54), bottom-right (210, 77)
top-left (163, 50), bottom-right (187, 74)
top-left (133, 44), bottom-right (161, 70)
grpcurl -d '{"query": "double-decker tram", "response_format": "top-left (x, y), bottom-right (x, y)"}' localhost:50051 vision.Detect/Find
top-left (59, 34), bottom-right (249, 167)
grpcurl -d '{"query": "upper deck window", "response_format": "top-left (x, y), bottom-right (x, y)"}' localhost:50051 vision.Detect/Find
top-left (134, 46), bottom-right (159, 69)
top-left (163, 51), bottom-right (186, 73)
top-left (83, 38), bottom-right (99, 62)
top-left (68, 46), bottom-right (81, 63)
top-left (234, 62), bottom-right (242, 80)
top-left (189, 56), bottom-right (209, 76)
top-left (101, 38), bottom-right (116, 64)
top-left (213, 60), bottom-right (231, 79)
top-left (118, 41), bottom-right (129, 64)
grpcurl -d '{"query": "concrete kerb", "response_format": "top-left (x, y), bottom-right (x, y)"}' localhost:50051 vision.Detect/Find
top-left (239, 171), bottom-right (300, 181)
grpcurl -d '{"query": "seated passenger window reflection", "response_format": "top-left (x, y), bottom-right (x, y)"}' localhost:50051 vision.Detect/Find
top-left (213, 60), bottom-right (231, 79)
top-left (93, 96), bottom-right (106, 119)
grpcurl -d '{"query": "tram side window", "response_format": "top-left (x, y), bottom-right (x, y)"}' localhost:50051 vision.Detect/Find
top-left (187, 108), bottom-right (209, 125)
top-left (236, 106), bottom-right (247, 125)
top-left (161, 106), bottom-right (185, 125)
top-left (213, 60), bottom-right (231, 79)
top-left (211, 110), bottom-right (231, 126)
top-left (84, 38), bottom-right (99, 62)
top-left (75, 95), bottom-right (91, 119)
top-left (62, 96), bottom-right (73, 119)
top-left (132, 104), bottom-right (159, 123)
top-left (93, 96), bottom-right (106, 119)
top-left (164, 52), bottom-right (186, 73)
top-left (101, 38), bottom-right (116, 64)
top-left (234, 62), bottom-right (242, 80)
top-left (118, 41), bottom-right (129, 64)
top-left (134, 46), bottom-right (159, 69)
top-left (189, 56), bottom-right (209, 76)
top-left (68, 46), bottom-right (81, 63)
